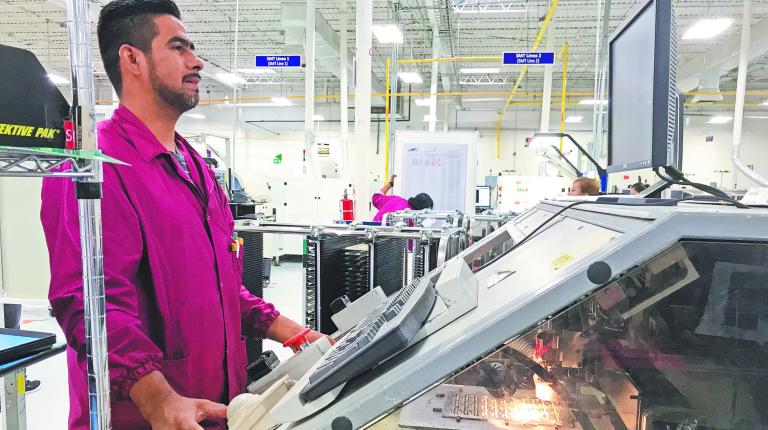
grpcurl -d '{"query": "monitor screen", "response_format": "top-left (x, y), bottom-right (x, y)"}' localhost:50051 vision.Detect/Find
top-left (475, 186), bottom-right (491, 208)
top-left (609, 2), bottom-right (656, 170)
top-left (607, 0), bottom-right (677, 174)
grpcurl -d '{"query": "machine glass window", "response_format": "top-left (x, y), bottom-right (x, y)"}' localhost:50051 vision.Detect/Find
top-left (382, 240), bottom-right (768, 430)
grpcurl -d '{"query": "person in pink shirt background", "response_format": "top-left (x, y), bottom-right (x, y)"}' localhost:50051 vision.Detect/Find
top-left (40, 1), bottom-right (324, 428)
top-left (372, 174), bottom-right (434, 223)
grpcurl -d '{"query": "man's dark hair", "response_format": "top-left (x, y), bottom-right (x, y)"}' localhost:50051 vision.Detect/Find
top-left (630, 182), bottom-right (648, 193)
top-left (408, 193), bottom-right (434, 210)
top-left (97, 0), bottom-right (181, 95)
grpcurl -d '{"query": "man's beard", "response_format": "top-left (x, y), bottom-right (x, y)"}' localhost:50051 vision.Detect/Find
top-left (148, 61), bottom-right (199, 114)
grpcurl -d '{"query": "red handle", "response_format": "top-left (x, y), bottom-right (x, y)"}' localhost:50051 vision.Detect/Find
top-left (282, 328), bottom-right (312, 351)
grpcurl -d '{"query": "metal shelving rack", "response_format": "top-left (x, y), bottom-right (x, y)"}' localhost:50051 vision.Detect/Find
top-left (0, 0), bottom-right (112, 428)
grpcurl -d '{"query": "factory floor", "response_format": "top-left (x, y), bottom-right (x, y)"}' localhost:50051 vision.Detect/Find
top-left (5, 261), bottom-right (305, 429)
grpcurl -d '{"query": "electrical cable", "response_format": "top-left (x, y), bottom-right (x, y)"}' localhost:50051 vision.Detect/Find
top-left (654, 166), bottom-right (751, 209)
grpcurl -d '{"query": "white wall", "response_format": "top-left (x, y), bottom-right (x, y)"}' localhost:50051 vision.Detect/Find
top-left (0, 177), bottom-right (50, 300)
top-left (5, 103), bottom-right (768, 301)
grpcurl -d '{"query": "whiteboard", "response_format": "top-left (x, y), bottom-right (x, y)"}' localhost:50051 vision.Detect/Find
top-left (400, 143), bottom-right (467, 211)
top-left (394, 131), bottom-right (479, 214)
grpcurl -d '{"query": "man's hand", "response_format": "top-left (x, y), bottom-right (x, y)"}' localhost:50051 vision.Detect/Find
top-left (389, 174), bottom-right (397, 185)
top-left (305, 329), bottom-right (335, 346)
top-left (130, 371), bottom-right (227, 430)
top-left (266, 315), bottom-right (335, 348)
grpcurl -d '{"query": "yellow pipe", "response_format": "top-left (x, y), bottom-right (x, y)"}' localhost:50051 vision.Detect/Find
top-left (398, 56), bottom-right (502, 64)
top-left (384, 58), bottom-right (391, 180)
top-left (496, 0), bottom-right (560, 158)
top-left (560, 42), bottom-right (569, 152)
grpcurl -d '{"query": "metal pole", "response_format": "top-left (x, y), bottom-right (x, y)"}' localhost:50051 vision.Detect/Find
top-left (353, 0), bottom-right (373, 218)
top-left (339, 3), bottom-right (350, 177)
top-left (429, 28), bottom-right (439, 133)
top-left (388, 45), bottom-right (398, 179)
top-left (539, 23), bottom-right (554, 133)
top-left (384, 57), bottom-right (391, 180)
top-left (66, 0), bottom-right (110, 428)
top-left (731, 0), bottom-right (768, 188)
top-left (231, 0), bottom-right (241, 194)
top-left (305, 0), bottom-right (317, 176)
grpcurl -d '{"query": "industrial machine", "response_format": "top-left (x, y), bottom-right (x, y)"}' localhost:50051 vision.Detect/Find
top-left (261, 200), bottom-right (768, 430)
top-left (228, 198), bottom-right (768, 429)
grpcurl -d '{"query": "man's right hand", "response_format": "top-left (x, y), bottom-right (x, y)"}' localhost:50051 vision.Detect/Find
top-left (130, 371), bottom-right (227, 429)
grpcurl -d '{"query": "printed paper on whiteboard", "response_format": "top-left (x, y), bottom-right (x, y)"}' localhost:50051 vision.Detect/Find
top-left (400, 143), bottom-right (468, 211)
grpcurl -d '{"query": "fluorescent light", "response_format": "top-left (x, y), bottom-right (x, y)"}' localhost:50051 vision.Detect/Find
top-left (761, 100), bottom-right (768, 106)
top-left (372, 24), bottom-right (403, 44)
top-left (237, 68), bottom-right (276, 74)
top-left (313, 114), bottom-right (324, 121)
top-left (271, 97), bottom-right (293, 106)
top-left (683, 18), bottom-right (732, 40)
top-left (579, 99), bottom-right (608, 106)
top-left (454, 4), bottom-right (526, 14)
top-left (184, 113), bottom-right (206, 119)
top-left (565, 115), bottom-right (583, 124)
top-left (398, 72), bottom-right (423, 84)
top-left (414, 98), bottom-right (431, 107)
top-left (459, 67), bottom-right (500, 74)
top-left (423, 114), bottom-right (437, 122)
top-left (48, 73), bottom-right (70, 85)
top-left (216, 72), bottom-right (246, 85)
top-left (708, 115), bottom-right (733, 124)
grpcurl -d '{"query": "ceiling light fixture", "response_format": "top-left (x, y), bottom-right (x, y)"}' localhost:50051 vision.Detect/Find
top-left (271, 97), bottom-right (293, 106)
top-left (682, 18), bottom-right (732, 40)
top-left (459, 67), bottom-right (500, 74)
top-left (708, 115), bottom-right (733, 124)
top-left (48, 73), bottom-right (70, 85)
top-left (565, 115), bottom-right (583, 124)
top-left (313, 114), bottom-right (324, 121)
top-left (216, 72), bottom-right (246, 86)
top-left (414, 98), bottom-right (431, 107)
top-left (372, 24), bottom-right (404, 44)
top-left (398, 72), bottom-right (423, 84)
top-left (184, 113), bottom-right (206, 119)
top-left (578, 99), bottom-right (608, 106)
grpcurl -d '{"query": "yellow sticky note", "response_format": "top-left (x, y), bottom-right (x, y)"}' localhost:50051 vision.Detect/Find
top-left (16, 373), bottom-right (24, 396)
top-left (551, 254), bottom-right (573, 270)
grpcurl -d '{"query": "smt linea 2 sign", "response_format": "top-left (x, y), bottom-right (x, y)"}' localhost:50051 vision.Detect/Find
top-left (503, 52), bottom-right (555, 65)
top-left (255, 55), bottom-right (301, 67)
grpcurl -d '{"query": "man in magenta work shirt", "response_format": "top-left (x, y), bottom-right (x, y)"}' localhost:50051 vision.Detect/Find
top-left (372, 175), bottom-right (434, 223)
top-left (40, 1), bottom-right (324, 428)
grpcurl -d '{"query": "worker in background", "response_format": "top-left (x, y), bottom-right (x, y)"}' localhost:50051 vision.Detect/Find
top-left (372, 174), bottom-right (434, 223)
top-left (630, 182), bottom-right (648, 195)
top-left (568, 177), bottom-right (601, 196)
top-left (40, 1), bottom-right (324, 429)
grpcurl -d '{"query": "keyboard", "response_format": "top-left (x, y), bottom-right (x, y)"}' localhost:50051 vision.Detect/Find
top-left (300, 275), bottom-right (437, 402)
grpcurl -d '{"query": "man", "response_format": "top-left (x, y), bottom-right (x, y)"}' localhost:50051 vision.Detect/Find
top-left (41, 1), bottom-right (323, 428)
top-left (372, 174), bottom-right (434, 223)
top-left (568, 177), bottom-right (601, 196)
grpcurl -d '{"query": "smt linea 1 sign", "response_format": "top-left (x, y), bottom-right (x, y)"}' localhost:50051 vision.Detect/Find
top-left (256, 55), bottom-right (301, 67)
top-left (503, 52), bottom-right (555, 65)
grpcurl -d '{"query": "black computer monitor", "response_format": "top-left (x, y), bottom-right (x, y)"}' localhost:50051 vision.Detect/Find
top-left (475, 186), bottom-right (491, 210)
top-left (607, 0), bottom-right (679, 173)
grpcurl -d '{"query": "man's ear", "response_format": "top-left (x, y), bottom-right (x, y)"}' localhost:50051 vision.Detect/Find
top-left (118, 44), bottom-right (144, 78)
